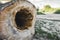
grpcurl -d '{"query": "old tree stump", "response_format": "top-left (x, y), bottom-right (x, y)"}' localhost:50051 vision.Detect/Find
top-left (0, 0), bottom-right (36, 40)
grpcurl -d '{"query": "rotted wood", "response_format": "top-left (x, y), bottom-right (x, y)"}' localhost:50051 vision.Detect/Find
top-left (0, 0), bottom-right (36, 40)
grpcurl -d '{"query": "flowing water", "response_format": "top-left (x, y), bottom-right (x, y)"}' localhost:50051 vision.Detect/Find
top-left (33, 14), bottom-right (60, 40)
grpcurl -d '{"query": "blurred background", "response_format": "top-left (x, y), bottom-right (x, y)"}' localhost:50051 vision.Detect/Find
top-left (28, 0), bottom-right (60, 14)
top-left (28, 0), bottom-right (60, 40)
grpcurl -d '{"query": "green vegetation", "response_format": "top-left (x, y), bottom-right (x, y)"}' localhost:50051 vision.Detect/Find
top-left (54, 9), bottom-right (60, 14)
top-left (37, 5), bottom-right (60, 14)
top-left (37, 9), bottom-right (45, 15)
top-left (42, 5), bottom-right (55, 13)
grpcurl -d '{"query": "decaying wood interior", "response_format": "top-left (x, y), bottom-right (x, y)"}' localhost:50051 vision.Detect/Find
top-left (15, 8), bottom-right (33, 30)
top-left (0, 0), bottom-right (36, 40)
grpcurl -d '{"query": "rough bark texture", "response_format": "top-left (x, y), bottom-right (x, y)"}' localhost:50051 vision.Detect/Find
top-left (0, 0), bottom-right (36, 40)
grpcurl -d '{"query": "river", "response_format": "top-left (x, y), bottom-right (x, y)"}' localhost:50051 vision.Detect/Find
top-left (33, 14), bottom-right (60, 40)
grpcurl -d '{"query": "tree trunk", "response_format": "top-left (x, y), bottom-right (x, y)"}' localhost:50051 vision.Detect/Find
top-left (0, 0), bottom-right (36, 40)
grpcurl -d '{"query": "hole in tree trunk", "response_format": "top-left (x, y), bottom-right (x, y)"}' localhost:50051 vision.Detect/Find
top-left (15, 9), bottom-right (33, 30)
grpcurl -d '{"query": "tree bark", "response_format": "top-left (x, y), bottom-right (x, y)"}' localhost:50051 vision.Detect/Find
top-left (0, 0), bottom-right (36, 40)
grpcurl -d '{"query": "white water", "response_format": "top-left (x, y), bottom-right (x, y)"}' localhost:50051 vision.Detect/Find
top-left (33, 14), bottom-right (60, 40)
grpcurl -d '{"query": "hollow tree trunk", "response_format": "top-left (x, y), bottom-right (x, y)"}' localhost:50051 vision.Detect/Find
top-left (0, 0), bottom-right (36, 40)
